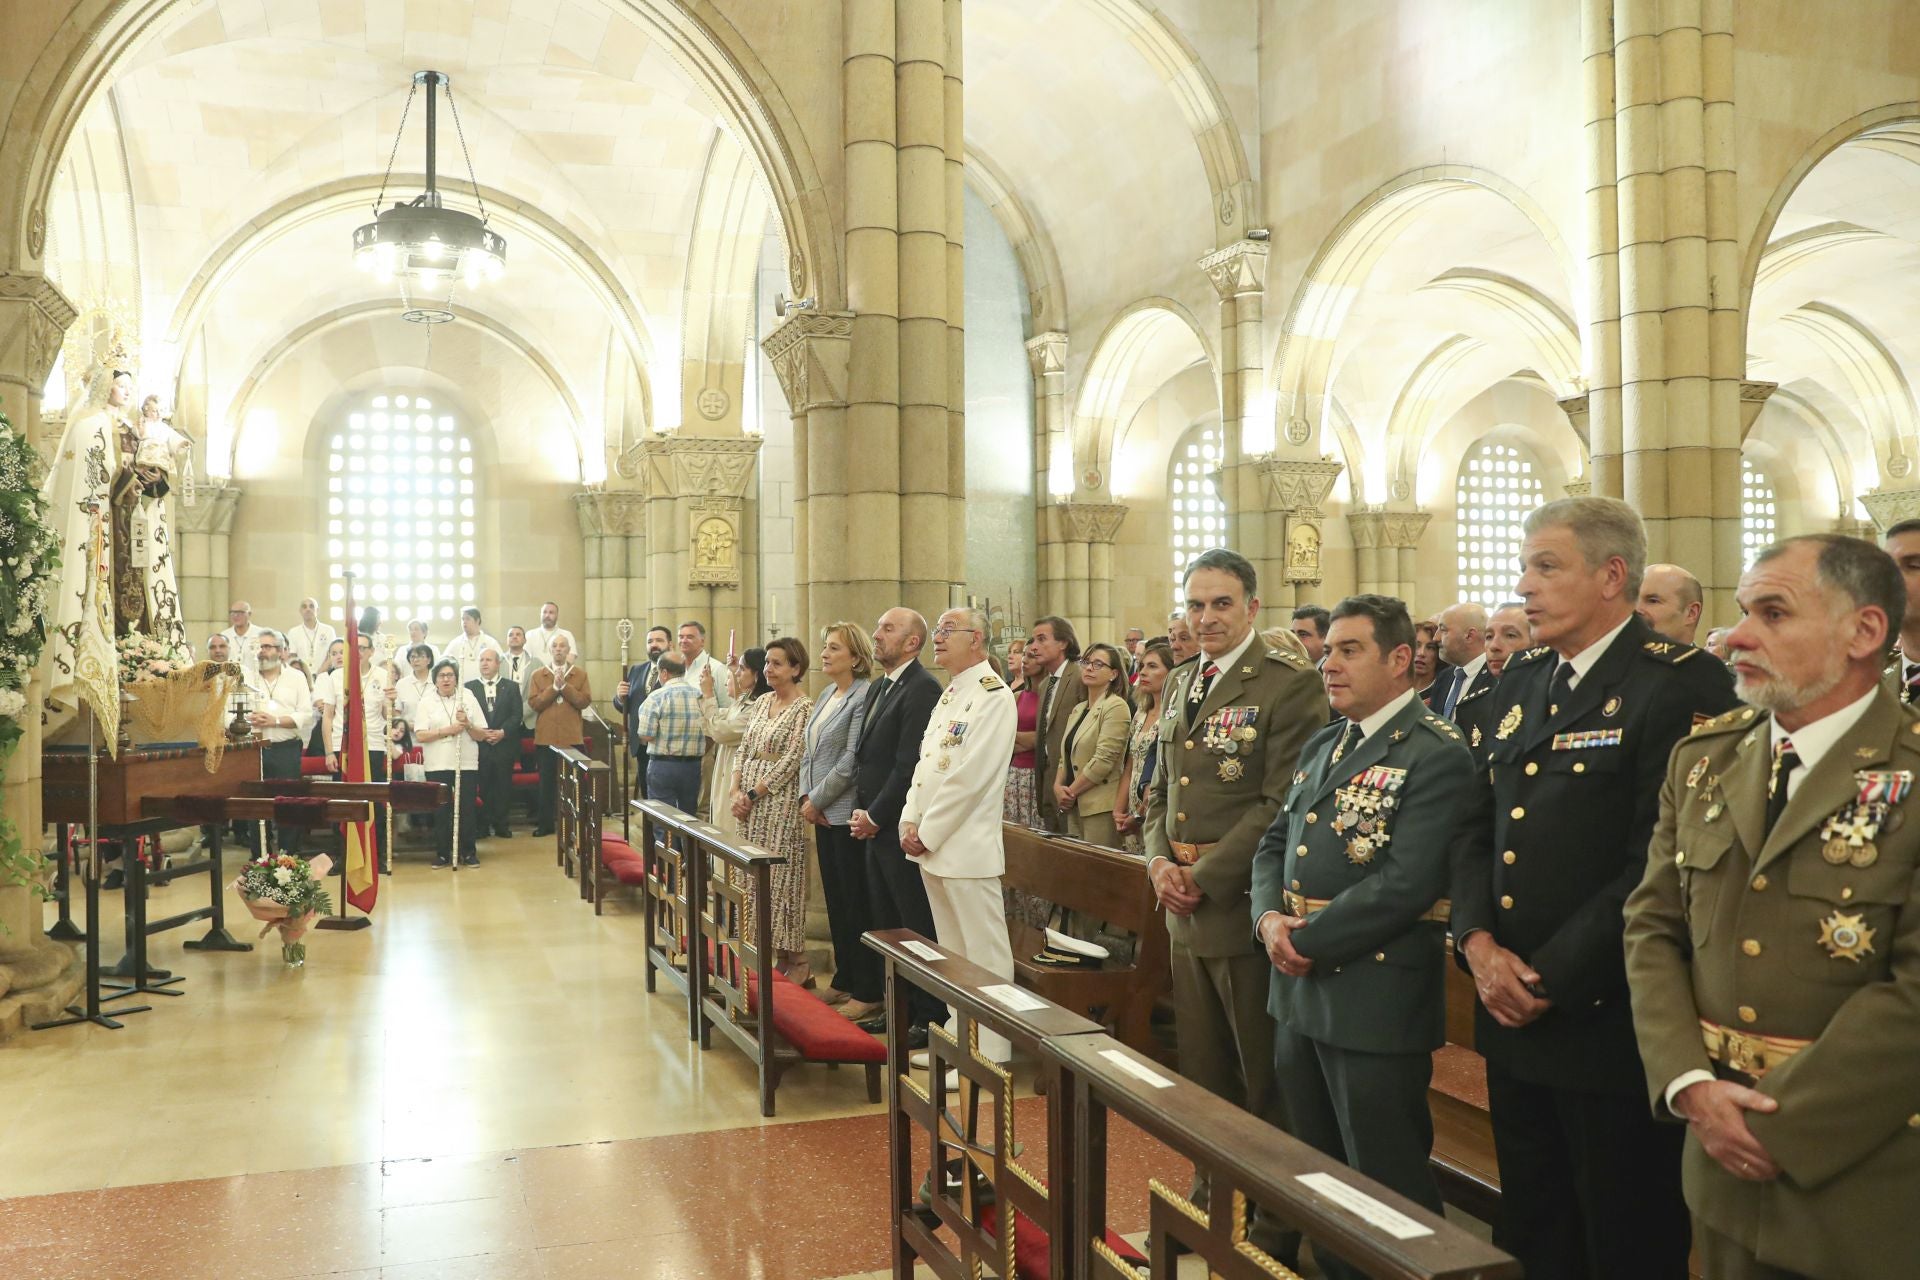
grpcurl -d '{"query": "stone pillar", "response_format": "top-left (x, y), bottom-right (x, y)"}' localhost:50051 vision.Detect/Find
top-left (1042, 502), bottom-right (1126, 641)
top-left (1580, 0), bottom-right (1623, 494)
top-left (640, 438), bottom-right (761, 657)
top-left (175, 482), bottom-right (242, 651)
top-left (572, 490), bottom-right (649, 704)
top-left (1026, 332), bottom-right (1069, 617)
top-left (1259, 458), bottom-right (1344, 609)
top-left (0, 270), bottom-right (76, 859)
top-left (1201, 240), bottom-right (1273, 570)
top-left (763, 310), bottom-right (853, 638)
top-left (1347, 510), bottom-right (1432, 613)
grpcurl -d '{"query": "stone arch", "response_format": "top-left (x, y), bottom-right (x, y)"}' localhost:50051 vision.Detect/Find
top-left (1266, 165), bottom-right (1577, 452)
top-left (1773, 302), bottom-right (1920, 474)
top-left (1071, 298), bottom-right (1215, 496)
top-left (965, 147), bottom-right (1066, 336)
top-left (0, 0), bottom-right (841, 307)
top-left (677, 127), bottom-right (772, 436)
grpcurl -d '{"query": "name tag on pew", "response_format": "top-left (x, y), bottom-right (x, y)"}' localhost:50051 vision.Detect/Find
top-left (980, 983), bottom-right (1048, 1012)
top-left (900, 939), bottom-right (944, 962)
top-left (1550, 729), bottom-right (1623, 751)
top-left (1296, 1172), bottom-right (1435, 1240)
top-left (1099, 1047), bottom-right (1174, 1089)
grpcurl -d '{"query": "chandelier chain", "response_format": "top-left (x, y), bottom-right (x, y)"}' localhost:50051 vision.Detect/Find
top-left (444, 86), bottom-right (489, 225)
top-left (373, 82), bottom-right (419, 216)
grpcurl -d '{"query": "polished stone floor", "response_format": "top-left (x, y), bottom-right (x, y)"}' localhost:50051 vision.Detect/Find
top-left (0, 831), bottom-right (1189, 1278)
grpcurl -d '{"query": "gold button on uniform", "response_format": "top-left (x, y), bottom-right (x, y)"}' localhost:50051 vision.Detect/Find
top-left (1176, 812), bottom-right (1186, 823)
top-left (1741, 940), bottom-right (1762, 957)
top-left (1908, 1114), bottom-right (1920, 1129)
top-left (1675, 850), bottom-right (1686, 866)
top-left (1751, 874), bottom-right (1769, 891)
top-left (1573, 762), bottom-right (1586, 774)
top-left (1510, 806), bottom-right (1526, 820)
top-left (1738, 1006), bottom-right (1757, 1024)
top-left (1842, 886), bottom-right (1854, 900)
top-left (1179, 776), bottom-right (1190, 786)
top-left (1374, 952), bottom-right (1386, 962)
top-left (1525, 762), bottom-right (1539, 776)
top-left (1306, 812), bottom-right (1318, 824)
top-left (1290, 879), bottom-right (1301, 890)
top-left (1184, 739), bottom-right (1195, 750)
top-left (1500, 895), bottom-right (1514, 909)
top-left (1503, 850), bottom-right (1516, 865)
top-left (1296, 845), bottom-right (1308, 856)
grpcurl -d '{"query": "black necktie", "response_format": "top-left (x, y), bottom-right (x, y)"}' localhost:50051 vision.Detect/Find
top-left (1550, 661), bottom-right (1575, 716)
top-left (1765, 739), bottom-right (1800, 835)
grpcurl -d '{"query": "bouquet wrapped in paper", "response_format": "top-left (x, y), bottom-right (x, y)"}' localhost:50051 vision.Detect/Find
top-left (233, 853), bottom-right (333, 967)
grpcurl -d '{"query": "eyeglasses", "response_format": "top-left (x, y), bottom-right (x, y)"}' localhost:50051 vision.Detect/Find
top-left (1083, 660), bottom-right (1116, 672)
top-left (932, 625), bottom-right (977, 639)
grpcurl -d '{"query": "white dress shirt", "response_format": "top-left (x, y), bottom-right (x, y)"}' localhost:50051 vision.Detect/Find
top-left (220, 625), bottom-right (263, 674)
top-left (284, 622), bottom-right (337, 675)
top-left (441, 631), bottom-right (502, 685)
top-left (415, 687), bottom-right (487, 772)
top-left (325, 665), bottom-right (391, 753)
top-left (253, 666), bottom-right (315, 744)
top-left (1554, 613), bottom-right (1635, 690)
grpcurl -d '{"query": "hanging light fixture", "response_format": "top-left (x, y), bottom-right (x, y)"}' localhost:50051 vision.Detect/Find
top-left (352, 70), bottom-right (506, 324)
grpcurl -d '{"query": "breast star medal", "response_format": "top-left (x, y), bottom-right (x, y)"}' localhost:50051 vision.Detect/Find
top-left (1218, 756), bottom-right (1245, 782)
top-left (1818, 909), bottom-right (1876, 962)
top-left (1496, 704), bottom-right (1524, 741)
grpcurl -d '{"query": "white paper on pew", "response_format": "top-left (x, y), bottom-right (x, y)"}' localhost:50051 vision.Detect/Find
top-left (900, 940), bottom-right (944, 962)
top-left (979, 983), bottom-right (1047, 1012)
top-left (1295, 1173), bottom-right (1434, 1240)
top-left (1098, 1048), bottom-right (1173, 1089)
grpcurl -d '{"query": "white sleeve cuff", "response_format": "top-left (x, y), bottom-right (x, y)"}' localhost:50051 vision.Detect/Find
top-left (1663, 1069), bottom-right (1716, 1116)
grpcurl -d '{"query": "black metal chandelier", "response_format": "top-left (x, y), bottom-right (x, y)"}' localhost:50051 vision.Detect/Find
top-left (352, 70), bottom-right (506, 324)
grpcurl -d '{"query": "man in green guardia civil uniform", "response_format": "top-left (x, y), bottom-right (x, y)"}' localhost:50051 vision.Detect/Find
top-left (1625, 534), bottom-right (1920, 1280)
top-left (1251, 594), bottom-right (1472, 1280)
top-left (1145, 547), bottom-right (1328, 1259)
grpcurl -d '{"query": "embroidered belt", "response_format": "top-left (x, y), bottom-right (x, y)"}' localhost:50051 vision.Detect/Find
top-left (1283, 890), bottom-right (1451, 923)
top-left (1699, 1018), bottom-right (1811, 1079)
top-left (1169, 840), bottom-right (1216, 865)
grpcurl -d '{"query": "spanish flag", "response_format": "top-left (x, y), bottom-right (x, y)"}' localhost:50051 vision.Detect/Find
top-left (341, 591), bottom-right (378, 913)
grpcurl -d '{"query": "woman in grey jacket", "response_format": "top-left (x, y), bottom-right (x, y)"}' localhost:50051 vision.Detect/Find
top-left (799, 621), bottom-right (880, 1016)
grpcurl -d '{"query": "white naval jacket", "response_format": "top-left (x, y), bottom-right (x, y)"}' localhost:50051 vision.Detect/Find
top-left (900, 659), bottom-right (1017, 880)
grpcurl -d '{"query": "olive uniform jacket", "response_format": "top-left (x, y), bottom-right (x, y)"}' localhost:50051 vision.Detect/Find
top-left (1251, 694), bottom-right (1475, 1055)
top-left (1624, 689), bottom-right (1920, 1280)
top-left (1450, 614), bottom-right (1739, 1092)
top-left (1145, 637), bottom-right (1328, 958)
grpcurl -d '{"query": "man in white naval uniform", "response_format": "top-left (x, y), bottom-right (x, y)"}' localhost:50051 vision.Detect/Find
top-left (900, 606), bottom-right (1019, 1063)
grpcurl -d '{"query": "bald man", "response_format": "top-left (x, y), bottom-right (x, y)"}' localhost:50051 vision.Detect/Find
top-left (1636, 563), bottom-right (1706, 645)
top-left (1431, 601), bottom-right (1491, 720)
top-left (220, 600), bottom-right (262, 674)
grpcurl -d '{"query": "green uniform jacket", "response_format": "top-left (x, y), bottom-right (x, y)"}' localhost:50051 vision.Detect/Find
top-left (1250, 695), bottom-right (1475, 1055)
top-left (1623, 689), bottom-right (1920, 1280)
top-left (1146, 638), bottom-right (1328, 958)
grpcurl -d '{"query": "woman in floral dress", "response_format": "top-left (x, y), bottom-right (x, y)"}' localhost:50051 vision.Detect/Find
top-left (729, 637), bottom-right (815, 979)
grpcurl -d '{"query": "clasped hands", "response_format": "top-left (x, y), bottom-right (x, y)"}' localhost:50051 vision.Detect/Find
top-left (1149, 859), bottom-right (1202, 916)
top-left (1674, 1079), bottom-right (1782, 1182)
top-left (1258, 911), bottom-right (1313, 976)
top-left (1462, 932), bottom-right (1552, 1028)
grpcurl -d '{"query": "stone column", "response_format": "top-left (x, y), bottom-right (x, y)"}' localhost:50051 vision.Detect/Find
top-left (1259, 458), bottom-right (1344, 609)
top-left (175, 482), bottom-right (242, 651)
top-left (640, 438), bottom-right (762, 656)
top-left (1580, 0), bottom-right (1623, 493)
top-left (0, 270), bottom-right (76, 858)
top-left (1026, 332), bottom-right (1069, 616)
top-left (1201, 240), bottom-right (1273, 568)
top-left (1042, 502), bottom-right (1126, 641)
top-left (763, 310), bottom-right (853, 636)
top-left (572, 489), bottom-right (649, 704)
top-left (1347, 509), bottom-right (1432, 612)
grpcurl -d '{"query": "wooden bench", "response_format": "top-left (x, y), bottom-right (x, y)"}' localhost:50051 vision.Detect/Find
top-left (1428, 946), bottom-right (1501, 1221)
top-left (1000, 823), bottom-right (1169, 1057)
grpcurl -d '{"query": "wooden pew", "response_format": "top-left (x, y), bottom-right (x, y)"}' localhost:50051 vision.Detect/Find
top-left (1429, 951), bottom-right (1501, 1222)
top-left (1000, 823), bottom-right (1169, 1057)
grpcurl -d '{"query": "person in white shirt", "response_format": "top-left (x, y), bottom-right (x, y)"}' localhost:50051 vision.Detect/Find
top-left (248, 630), bottom-right (315, 853)
top-left (441, 607), bottom-right (503, 686)
top-left (414, 659), bottom-right (489, 868)
top-left (320, 632), bottom-right (395, 872)
top-left (405, 618), bottom-right (437, 666)
top-left (900, 606), bottom-right (1019, 1064)
top-left (307, 638), bottom-right (347, 754)
top-left (220, 600), bottom-right (262, 674)
top-left (284, 597), bottom-right (337, 677)
top-left (525, 601), bottom-right (573, 669)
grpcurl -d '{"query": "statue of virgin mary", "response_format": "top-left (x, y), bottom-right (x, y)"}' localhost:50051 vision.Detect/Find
top-left (41, 357), bottom-right (127, 739)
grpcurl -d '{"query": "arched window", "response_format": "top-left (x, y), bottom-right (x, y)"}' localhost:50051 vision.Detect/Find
top-left (1169, 422), bottom-right (1225, 604)
top-left (325, 393), bottom-right (477, 625)
top-left (1455, 439), bottom-right (1545, 606)
top-left (1741, 459), bottom-right (1777, 567)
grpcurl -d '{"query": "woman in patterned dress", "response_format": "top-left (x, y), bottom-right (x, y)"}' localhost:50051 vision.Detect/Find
top-left (1113, 640), bottom-right (1176, 856)
top-left (1003, 645), bottom-right (1044, 827)
top-left (729, 637), bottom-right (815, 980)
top-left (701, 647), bottom-right (768, 842)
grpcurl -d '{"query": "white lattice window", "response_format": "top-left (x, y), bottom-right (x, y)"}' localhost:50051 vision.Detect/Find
top-left (1455, 440), bottom-right (1545, 606)
top-left (324, 393), bottom-right (477, 624)
top-left (1742, 459), bottom-right (1777, 567)
top-left (1170, 423), bottom-right (1225, 605)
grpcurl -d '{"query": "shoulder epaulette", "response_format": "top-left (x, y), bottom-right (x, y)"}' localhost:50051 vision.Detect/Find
top-left (980, 674), bottom-right (1005, 691)
top-left (1455, 683), bottom-right (1493, 708)
top-left (1512, 645), bottom-right (1555, 666)
top-left (1419, 712), bottom-right (1464, 743)
top-left (1267, 647), bottom-right (1309, 670)
top-left (1689, 705), bottom-right (1758, 737)
top-left (1641, 638), bottom-right (1704, 664)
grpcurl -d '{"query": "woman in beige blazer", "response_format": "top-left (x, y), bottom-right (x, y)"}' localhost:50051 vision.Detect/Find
top-left (1052, 642), bottom-right (1133, 847)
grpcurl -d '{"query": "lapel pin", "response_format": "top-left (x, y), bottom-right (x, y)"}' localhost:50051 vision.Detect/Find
top-left (1603, 696), bottom-right (1622, 718)
top-left (1855, 746), bottom-right (1877, 759)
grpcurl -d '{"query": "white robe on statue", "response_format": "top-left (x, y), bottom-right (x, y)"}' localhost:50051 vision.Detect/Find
top-left (40, 392), bottom-right (123, 744)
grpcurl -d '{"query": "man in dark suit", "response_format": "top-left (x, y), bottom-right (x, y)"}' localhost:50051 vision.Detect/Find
top-left (466, 646), bottom-right (526, 838)
top-left (1433, 601), bottom-right (1495, 720)
top-left (613, 625), bottom-right (672, 799)
top-left (849, 606), bottom-right (945, 1037)
top-left (1253, 594), bottom-right (1473, 1279)
top-left (1029, 615), bottom-right (1088, 832)
top-left (1451, 496), bottom-right (1739, 1279)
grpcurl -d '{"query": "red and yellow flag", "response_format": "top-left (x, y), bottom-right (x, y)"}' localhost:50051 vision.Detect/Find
top-left (341, 589), bottom-right (378, 913)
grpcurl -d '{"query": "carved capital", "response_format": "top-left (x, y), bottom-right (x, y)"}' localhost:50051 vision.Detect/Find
top-left (762, 310), bottom-right (853, 413)
top-left (1563, 479), bottom-right (1592, 498)
top-left (1198, 240), bottom-right (1269, 300)
top-left (1860, 488), bottom-right (1920, 535)
top-left (1346, 507), bottom-right (1432, 552)
top-left (643, 436), bottom-right (761, 500)
top-left (572, 490), bottom-right (649, 538)
top-left (1260, 457), bottom-right (1343, 513)
top-left (1740, 380), bottom-right (1778, 433)
top-left (1025, 331), bottom-right (1068, 379)
top-left (0, 271), bottom-right (79, 393)
top-left (1053, 501), bottom-right (1127, 545)
top-left (175, 482), bottom-right (242, 536)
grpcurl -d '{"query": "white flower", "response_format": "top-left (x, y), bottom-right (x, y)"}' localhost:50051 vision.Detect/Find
top-left (272, 866), bottom-right (294, 886)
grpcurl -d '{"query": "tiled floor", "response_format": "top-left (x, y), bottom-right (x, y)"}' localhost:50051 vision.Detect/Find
top-left (0, 832), bottom-right (1190, 1277)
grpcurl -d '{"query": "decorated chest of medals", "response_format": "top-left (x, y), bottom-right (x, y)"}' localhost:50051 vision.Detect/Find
top-left (1203, 705), bottom-right (1259, 782)
top-left (1329, 765), bottom-right (1407, 865)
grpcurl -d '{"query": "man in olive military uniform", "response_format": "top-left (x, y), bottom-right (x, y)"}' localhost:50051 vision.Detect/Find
top-left (1626, 535), bottom-right (1920, 1280)
top-left (1252, 595), bottom-right (1473, 1279)
top-left (1452, 497), bottom-right (1738, 1279)
top-left (1146, 547), bottom-right (1328, 1255)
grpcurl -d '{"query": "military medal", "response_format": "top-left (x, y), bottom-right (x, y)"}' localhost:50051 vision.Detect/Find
top-left (1332, 766), bottom-right (1406, 865)
top-left (1818, 909), bottom-right (1876, 962)
top-left (1817, 770), bottom-right (1912, 869)
top-left (1496, 704), bottom-right (1523, 740)
top-left (1470, 724), bottom-right (1482, 748)
top-left (1603, 695), bottom-right (1622, 718)
top-left (1686, 757), bottom-right (1709, 790)
top-left (1218, 757), bottom-right (1245, 782)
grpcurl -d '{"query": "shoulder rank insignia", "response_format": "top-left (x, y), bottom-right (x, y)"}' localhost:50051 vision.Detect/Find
top-left (1514, 645), bottom-right (1555, 665)
top-left (1689, 706), bottom-right (1754, 736)
top-left (980, 675), bottom-right (1005, 691)
top-left (1642, 639), bottom-right (1701, 664)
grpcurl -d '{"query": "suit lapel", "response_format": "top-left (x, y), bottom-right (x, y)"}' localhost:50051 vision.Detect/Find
top-left (1192, 646), bottom-right (1254, 731)
top-left (1306, 697), bottom-right (1421, 809)
top-left (1756, 692), bottom-right (1902, 870)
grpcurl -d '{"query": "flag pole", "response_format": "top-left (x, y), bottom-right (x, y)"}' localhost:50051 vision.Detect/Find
top-left (319, 569), bottom-right (373, 931)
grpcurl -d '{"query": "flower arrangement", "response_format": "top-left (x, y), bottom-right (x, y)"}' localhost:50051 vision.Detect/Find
top-left (0, 406), bottom-right (61, 897)
top-left (118, 629), bottom-right (190, 685)
top-left (234, 853), bottom-right (334, 967)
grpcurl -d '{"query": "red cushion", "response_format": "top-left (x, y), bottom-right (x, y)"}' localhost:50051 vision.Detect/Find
top-left (978, 1203), bottom-right (1145, 1278)
top-left (606, 859), bottom-right (647, 886)
top-left (300, 756), bottom-right (331, 776)
top-left (765, 976), bottom-right (886, 1063)
top-left (601, 834), bottom-right (636, 858)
